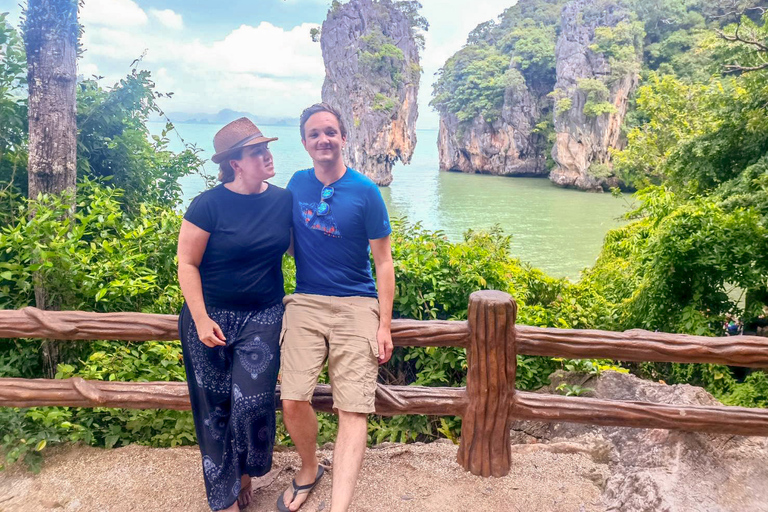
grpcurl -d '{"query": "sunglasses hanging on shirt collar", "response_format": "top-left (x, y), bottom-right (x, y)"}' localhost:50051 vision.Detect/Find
top-left (317, 186), bottom-right (334, 216)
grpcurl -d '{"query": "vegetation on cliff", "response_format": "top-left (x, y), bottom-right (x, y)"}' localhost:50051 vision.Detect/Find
top-left (431, 0), bottom-right (565, 125)
top-left (320, 0), bottom-right (426, 184)
top-left (432, 0), bottom-right (759, 187)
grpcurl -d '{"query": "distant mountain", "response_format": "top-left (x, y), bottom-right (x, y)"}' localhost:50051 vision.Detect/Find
top-left (161, 109), bottom-right (299, 126)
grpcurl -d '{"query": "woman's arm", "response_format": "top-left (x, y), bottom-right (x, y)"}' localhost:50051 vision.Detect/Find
top-left (178, 220), bottom-right (226, 347)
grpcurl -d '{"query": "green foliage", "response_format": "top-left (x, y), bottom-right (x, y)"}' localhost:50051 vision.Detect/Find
top-left (556, 383), bottom-right (593, 396)
top-left (588, 162), bottom-right (614, 179)
top-left (503, 21), bottom-right (558, 92)
top-left (0, 406), bottom-right (78, 472)
top-left (590, 20), bottom-right (645, 81)
top-left (578, 12), bottom-right (768, 405)
top-left (0, 20), bottom-right (204, 209)
top-left (720, 371), bottom-right (768, 408)
top-left (431, 45), bottom-right (522, 122)
top-left (372, 92), bottom-right (397, 113)
top-left (584, 187), bottom-right (768, 335)
top-left (393, 0), bottom-right (429, 50)
top-left (369, 219), bottom-right (617, 442)
top-left (611, 72), bottom-right (715, 188)
top-left (408, 62), bottom-right (422, 81)
top-left (0, 335), bottom-right (196, 472)
top-left (555, 97), bottom-right (572, 116)
top-left (0, 15), bottom-right (28, 206)
top-left (0, 181), bottom-right (183, 313)
top-left (0, 14), bottom-right (26, 150)
top-left (359, 34), bottom-right (405, 88)
top-left (517, 356), bottom-right (558, 390)
top-left (76, 70), bottom-right (204, 210)
top-left (555, 358), bottom-right (629, 376)
top-left (0, 53), bottom-right (199, 466)
top-left (577, 78), bottom-right (618, 118)
top-left (434, 0), bottom-right (565, 124)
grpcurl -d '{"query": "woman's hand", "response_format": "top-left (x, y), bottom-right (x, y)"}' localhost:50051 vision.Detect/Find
top-left (196, 316), bottom-right (227, 347)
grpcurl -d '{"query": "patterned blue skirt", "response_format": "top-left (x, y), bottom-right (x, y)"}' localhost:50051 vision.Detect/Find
top-left (179, 302), bottom-right (283, 511)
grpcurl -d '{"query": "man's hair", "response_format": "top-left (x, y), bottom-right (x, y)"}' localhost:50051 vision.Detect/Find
top-left (300, 102), bottom-right (347, 140)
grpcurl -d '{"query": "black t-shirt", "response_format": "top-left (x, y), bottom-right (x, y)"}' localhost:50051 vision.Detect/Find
top-left (183, 183), bottom-right (292, 310)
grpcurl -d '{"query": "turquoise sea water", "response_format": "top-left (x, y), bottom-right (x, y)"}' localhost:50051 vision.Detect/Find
top-left (150, 122), bottom-right (631, 280)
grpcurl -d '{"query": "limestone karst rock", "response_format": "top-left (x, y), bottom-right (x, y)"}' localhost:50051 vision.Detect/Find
top-left (437, 78), bottom-right (548, 177)
top-left (319, 0), bottom-right (422, 186)
top-left (433, 0), bottom-right (643, 191)
top-left (550, 0), bottom-right (642, 191)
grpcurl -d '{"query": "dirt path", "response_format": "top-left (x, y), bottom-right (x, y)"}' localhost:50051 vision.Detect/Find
top-left (0, 440), bottom-right (608, 511)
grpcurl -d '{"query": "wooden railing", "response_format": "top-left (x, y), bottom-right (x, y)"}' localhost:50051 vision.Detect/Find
top-left (2, 290), bottom-right (768, 477)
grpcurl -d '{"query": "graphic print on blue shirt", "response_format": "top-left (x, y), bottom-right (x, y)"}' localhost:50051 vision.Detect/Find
top-left (299, 201), bottom-right (342, 238)
top-left (287, 167), bottom-right (391, 297)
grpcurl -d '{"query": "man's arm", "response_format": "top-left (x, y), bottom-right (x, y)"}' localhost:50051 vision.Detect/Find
top-left (370, 235), bottom-right (394, 364)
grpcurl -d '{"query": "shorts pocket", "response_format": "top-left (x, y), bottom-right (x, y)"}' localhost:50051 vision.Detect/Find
top-left (368, 336), bottom-right (380, 359)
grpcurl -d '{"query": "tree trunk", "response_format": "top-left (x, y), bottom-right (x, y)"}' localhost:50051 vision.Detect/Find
top-left (23, 0), bottom-right (79, 377)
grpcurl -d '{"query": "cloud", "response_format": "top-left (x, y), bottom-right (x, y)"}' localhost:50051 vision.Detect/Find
top-left (196, 22), bottom-right (324, 78)
top-left (80, 0), bottom-right (147, 27)
top-left (82, 27), bottom-right (149, 61)
top-left (149, 9), bottom-right (183, 30)
top-left (77, 14), bottom-right (325, 117)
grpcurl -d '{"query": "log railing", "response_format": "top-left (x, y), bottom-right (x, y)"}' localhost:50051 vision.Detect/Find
top-left (2, 290), bottom-right (768, 477)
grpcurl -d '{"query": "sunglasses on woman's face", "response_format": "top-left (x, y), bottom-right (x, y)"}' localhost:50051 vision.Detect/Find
top-left (317, 186), bottom-right (334, 216)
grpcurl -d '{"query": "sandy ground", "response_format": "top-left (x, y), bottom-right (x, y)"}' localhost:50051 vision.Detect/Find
top-left (0, 440), bottom-right (609, 512)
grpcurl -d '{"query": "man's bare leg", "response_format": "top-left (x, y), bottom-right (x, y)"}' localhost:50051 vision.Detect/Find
top-left (330, 410), bottom-right (367, 512)
top-left (281, 400), bottom-right (320, 511)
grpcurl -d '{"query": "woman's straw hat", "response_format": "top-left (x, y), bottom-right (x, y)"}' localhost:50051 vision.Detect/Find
top-left (211, 117), bottom-right (278, 164)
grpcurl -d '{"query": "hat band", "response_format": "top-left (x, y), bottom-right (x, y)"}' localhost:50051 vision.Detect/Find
top-left (227, 131), bottom-right (265, 152)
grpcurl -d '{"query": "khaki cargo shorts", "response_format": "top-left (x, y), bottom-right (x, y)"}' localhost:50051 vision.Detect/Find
top-left (279, 293), bottom-right (380, 414)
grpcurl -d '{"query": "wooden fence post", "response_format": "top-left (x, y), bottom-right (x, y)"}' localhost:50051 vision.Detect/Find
top-left (457, 290), bottom-right (517, 477)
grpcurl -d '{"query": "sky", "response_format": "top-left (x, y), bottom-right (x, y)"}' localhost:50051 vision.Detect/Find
top-left (2, 0), bottom-right (518, 129)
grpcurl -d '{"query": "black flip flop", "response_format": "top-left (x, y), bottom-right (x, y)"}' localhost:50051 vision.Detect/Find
top-left (276, 464), bottom-right (325, 512)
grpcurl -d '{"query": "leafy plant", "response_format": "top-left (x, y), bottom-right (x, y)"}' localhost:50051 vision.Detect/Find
top-left (556, 382), bottom-right (593, 396)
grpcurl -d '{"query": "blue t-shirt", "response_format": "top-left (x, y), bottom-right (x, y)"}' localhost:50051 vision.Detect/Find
top-left (287, 167), bottom-right (391, 297)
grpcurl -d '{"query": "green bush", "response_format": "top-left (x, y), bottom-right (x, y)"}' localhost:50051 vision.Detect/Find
top-left (0, 180), bottom-right (183, 313)
top-left (367, 219), bottom-right (618, 442)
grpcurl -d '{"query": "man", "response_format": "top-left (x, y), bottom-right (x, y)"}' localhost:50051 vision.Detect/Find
top-left (277, 103), bottom-right (395, 512)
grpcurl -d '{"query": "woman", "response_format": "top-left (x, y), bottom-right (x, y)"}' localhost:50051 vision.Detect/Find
top-left (177, 118), bottom-right (292, 511)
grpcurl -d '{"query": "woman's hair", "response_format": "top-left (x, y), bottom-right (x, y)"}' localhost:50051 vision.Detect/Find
top-left (217, 147), bottom-right (244, 183)
top-left (300, 102), bottom-right (347, 140)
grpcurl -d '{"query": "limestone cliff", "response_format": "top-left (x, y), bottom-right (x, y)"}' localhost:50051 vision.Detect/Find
top-left (320, 0), bottom-right (422, 186)
top-left (549, 0), bottom-right (642, 191)
top-left (434, 0), bottom-right (644, 191)
top-left (431, 0), bottom-right (565, 179)
top-left (437, 77), bottom-right (547, 177)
